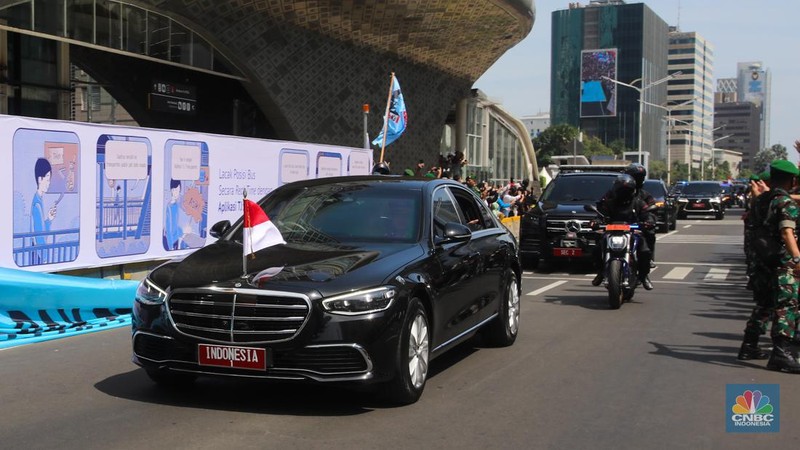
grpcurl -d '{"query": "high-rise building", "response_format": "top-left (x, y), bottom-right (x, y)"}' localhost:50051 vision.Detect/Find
top-left (666, 29), bottom-right (714, 178)
top-left (736, 62), bottom-right (771, 149)
top-left (713, 102), bottom-right (762, 172)
top-left (551, 1), bottom-right (670, 168)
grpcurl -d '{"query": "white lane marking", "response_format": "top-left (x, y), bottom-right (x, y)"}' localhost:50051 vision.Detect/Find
top-left (526, 280), bottom-right (568, 296)
top-left (656, 230), bottom-right (679, 240)
top-left (653, 261), bottom-right (742, 267)
top-left (704, 267), bottom-right (730, 280)
top-left (663, 266), bottom-right (693, 280)
top-left (683, 224), bottom-right (692, 229)
top-left (521, 275), bottom-right (745, 287)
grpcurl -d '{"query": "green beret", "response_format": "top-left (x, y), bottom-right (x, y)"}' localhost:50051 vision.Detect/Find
top-left (759, 171), bottom-right (771, 181)
top-left (403, 168), bottom-right (415, 177)
top-left (770, 159), bottom-right (799, 176)
top-left (748, 173), bottom-right (760, 181)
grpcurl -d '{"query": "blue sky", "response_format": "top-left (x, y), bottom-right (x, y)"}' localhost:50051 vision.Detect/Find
top-left (475, 0), bottom-right (800, 159)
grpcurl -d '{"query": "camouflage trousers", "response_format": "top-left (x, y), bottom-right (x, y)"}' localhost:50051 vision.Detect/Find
top-left (745, 269), bottom-right (775, 336)
top-left (770, 268), bottom-right (799, 340)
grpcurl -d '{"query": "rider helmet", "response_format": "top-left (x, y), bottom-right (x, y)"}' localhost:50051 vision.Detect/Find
top-left (612, 174), bottom-right (637, 204)
top-left (624, 163), bottom-right (647, 190)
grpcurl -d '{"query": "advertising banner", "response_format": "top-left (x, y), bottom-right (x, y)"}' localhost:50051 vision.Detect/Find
top-left (580, 49), bottom-right (618, 118)
top-left (2, 115), bottom-right (372, 273)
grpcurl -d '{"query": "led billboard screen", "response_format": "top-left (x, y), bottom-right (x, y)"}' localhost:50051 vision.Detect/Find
top-left (580, 49), bottom-right (618, 117)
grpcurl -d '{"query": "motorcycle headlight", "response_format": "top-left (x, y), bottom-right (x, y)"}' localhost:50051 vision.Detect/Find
top-left (135, 278), bottom-right (168, 306)
top-left (608, 235), bottom-right (627, 250)
top-left (654, 201), bottom-right (665, 208)
top-left (322, 286), bottom-right (396, 315)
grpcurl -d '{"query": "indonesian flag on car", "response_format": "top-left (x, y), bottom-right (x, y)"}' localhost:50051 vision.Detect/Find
top-left (243, 198), bottom-right (285, 257)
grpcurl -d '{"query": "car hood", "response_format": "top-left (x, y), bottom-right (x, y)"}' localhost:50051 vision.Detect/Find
top-left (150, 240), bottom-right (425, 297)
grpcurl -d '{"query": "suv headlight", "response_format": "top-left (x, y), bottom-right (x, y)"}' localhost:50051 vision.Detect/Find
top-left (135, 278), bottom-right (168, 305)
top-left (322, 286), bottom-right (396, 315)
top-left (710, 196), bottom-right (721, 204)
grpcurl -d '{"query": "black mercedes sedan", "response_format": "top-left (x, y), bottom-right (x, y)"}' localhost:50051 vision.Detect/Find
top-left (132, 176), bottom-right (521, 404)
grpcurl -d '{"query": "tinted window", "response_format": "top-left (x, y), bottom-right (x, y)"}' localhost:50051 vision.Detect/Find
top-left (432, 188), bottom-right (461, 239)
top-left (543, 175), bottom-right (616, 202)
top-left (233, 183), bottom-right (422, 244)
top-left (643, 180), bottom-right (666, 197)
top-left (681, 182), bottom-right (721, 195)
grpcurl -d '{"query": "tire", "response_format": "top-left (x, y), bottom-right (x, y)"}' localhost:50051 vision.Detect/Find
top-left (623, 264), bottom-right (637, 302)
top-left (716, 210), bottom-right (724, 220)
top-left (658, 222), bottom-right (668, 233)
top-left (483, 271), bottom-right (520, 347)
top-left (145, 369), bottom-right (197, 388)
top-left (385, 298), bottom-right (430, 405)
top-left (607, 260), bottom-right (623, 309)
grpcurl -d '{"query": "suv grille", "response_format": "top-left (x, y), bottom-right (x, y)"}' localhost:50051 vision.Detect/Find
top-left (546, 218), bottom-right (592, 233)
top-left (167, 289), bottom-right (310, 344)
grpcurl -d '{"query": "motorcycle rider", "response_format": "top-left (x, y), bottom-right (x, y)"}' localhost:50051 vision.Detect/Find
top-left (624, 163), bottom-right (658, 268)
top-left (591, 173), bottom-right (656, 290)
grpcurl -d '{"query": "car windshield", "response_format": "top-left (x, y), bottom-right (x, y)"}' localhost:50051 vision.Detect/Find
top-left (643, 180), bottom-right (666, 197)
top-left (681, 182), bottom-right (722, 196)
top-left (231, 182), bottom-right (423, 245)
top-left (542, 174), bottom-right (616, 202)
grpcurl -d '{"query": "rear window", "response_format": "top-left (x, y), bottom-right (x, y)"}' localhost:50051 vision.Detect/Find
top-left (543, 175), bottom-right (616, 203)
top-left (643, 180), bottom-right (666, 197)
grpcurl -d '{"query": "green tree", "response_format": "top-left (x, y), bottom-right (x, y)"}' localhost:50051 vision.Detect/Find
top-left (649, 159), bottom-right (667, 181)
top-left (715, 161), bottom-right (732, 181)
top-left (608, 138), bottom-right (629, 157)
top-left (671, 161), bottom-right (689, 183)
top-left (753, 144), bottom-right (789, 172)
top-left (532, 124), bottom-right (580, 167)
top-left (582, 135), bottom-right (614, 159)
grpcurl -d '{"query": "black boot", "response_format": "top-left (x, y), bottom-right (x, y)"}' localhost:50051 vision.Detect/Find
top-left (640, 274), bottom-right (653, 290)
top-left (591, 272), bottom-right (604, 286)
top-left (766, 336), bottom-right (800, 373)
top-left (738, 332), bottom-right (769, 360)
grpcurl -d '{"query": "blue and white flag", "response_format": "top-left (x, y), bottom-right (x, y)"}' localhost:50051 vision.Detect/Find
top-left (372, 75), bottom-right (408, 147)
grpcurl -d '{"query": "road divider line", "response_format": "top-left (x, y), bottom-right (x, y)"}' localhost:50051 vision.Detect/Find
top-left (526, 280), bottom-right (568, 296)
top-left (683, 224), bottom-right (692, 229)
top-left (656, 230), bottom-right (678, 240)
top-left (663, 266), bottom-right (693, 279)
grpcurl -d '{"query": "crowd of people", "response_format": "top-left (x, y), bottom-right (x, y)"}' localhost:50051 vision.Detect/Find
top-left (375, 155), bottom-right (539, 220)
top-left (738, 141), bottom-right (800, 374)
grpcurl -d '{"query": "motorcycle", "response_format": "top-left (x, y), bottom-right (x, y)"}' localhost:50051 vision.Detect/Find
top-left (585, 205), bottom-right (644, 309)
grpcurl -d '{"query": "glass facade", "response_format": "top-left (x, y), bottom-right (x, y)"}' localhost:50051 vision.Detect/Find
top-left (551, 3), bottom-right (669, 162)
top-left (0, 0), bottom-right (236, 76)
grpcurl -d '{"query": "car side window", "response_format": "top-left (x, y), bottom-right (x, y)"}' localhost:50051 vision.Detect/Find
top-left (432, 188), bottom-right (461, 239)
top-left (449, 187), bottom-right (495, 231)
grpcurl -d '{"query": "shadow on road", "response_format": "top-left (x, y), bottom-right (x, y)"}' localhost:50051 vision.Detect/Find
top-left (648, 341), bottom-right (748, 368)
top-left (542, 293), bottom-right (611, 310)
top-left (94, 338), bottom-right (482, 414)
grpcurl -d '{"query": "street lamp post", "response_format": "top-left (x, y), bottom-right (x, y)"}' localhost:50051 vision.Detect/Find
top-left (672, 118), bottom-right (695, 181)
top-left (711, 133), bottom-right (734, 179)
top-left (639, 98), bottom-right (694, 185)
top-left (602, 71), bottom-right (682, 170)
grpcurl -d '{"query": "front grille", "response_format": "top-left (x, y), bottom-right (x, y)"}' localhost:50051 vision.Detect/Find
top-left (167, 289), bottom-right (310, 344)
top-left (546, 218), bottom-right (592, 233)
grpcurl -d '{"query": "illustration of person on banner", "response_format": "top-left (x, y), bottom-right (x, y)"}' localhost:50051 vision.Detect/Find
top-left (372, 73), bottom-right (408, 166)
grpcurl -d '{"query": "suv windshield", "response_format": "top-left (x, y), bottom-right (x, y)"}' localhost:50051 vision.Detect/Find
top-left (681, 182), bottom-right (721, 196)
top-left (542, 174), bottom-right (617, 203)
top-left (643, 180), bottom-right (666, 198)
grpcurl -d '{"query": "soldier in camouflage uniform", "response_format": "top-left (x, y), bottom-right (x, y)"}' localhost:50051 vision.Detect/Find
top-left (763, 160), bottom-right (800, 373)
top-left (737, 174), bottom-right (777, 360)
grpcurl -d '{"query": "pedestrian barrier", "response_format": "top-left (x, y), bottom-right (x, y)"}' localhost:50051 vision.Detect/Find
top-left (0, 268), bottom-right (137, 349)
top-left (501, 215), bottom-right (520, 239)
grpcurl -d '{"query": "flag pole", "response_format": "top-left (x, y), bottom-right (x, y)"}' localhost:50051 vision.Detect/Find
top-left (242, 188), bottom-right (248, 278)
top-left (378, 72), bottom-right (395, 163)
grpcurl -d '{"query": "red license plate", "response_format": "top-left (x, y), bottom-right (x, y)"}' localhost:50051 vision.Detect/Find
top-left (553, 248), bottom-right (583, 257)
top-left (691, 203), bottom-right (706, 209)
top-left (198, 344), bottom-right (267, 371)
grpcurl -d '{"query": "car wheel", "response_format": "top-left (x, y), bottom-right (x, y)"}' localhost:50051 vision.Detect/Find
top-left (385, 298), bottom-right (430, 405)
top-left (145, 369), bottom-right (197, 388)
top-left (716, 211), bottom-right (724, 220)
top-left (483, 271), bottom-right (520, 347)
top-left (658, 222), bottom-right (668, 233)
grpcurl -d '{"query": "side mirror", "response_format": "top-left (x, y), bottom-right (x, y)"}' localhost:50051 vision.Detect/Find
top-left (210, 220), bottom-right (231, 238)
top-left (437, 222), bottom-right (472, 245)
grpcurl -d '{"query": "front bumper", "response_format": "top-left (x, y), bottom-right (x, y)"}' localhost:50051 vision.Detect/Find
top-left (520, 216), bottom-right (600, 261)
top-left (680, 198), bottom-right (723, 215)
top-left (132, 294), bottom-right (403, 384)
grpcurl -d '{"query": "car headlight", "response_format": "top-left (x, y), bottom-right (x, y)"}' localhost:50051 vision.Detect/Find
top-left (654, 201), bottom-right (665, 208)
top-left (322, 286), bottom-right (396, 315)
top-left (677, 198), bottom-right (688, 203)
top-left (710, 197), bottom-right (721, 204)
top-left (608, 235), bottom-right (628, 250)
top-left (135, 278), bottom-right (168, 305)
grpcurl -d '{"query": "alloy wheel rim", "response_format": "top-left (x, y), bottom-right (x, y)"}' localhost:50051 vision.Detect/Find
top-left (408, 314), bottom-right (429, 389)
top-left (507, 279), bottom-right (520, 334)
